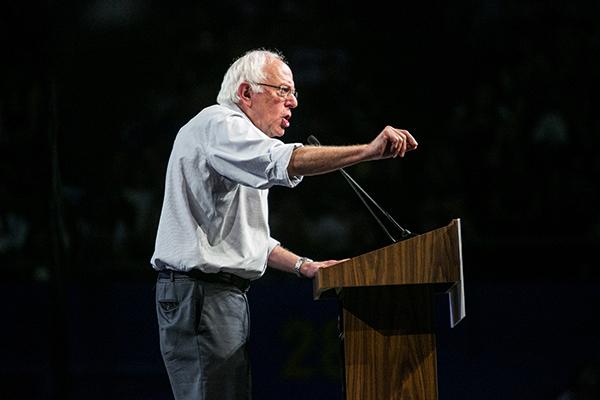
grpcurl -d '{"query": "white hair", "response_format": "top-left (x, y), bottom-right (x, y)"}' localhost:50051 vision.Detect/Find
top-left (216, 49), bottom-right (286, 105)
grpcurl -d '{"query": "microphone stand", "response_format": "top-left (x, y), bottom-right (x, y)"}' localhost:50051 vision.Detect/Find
top-left (307, 135), bottom-right (415, 243)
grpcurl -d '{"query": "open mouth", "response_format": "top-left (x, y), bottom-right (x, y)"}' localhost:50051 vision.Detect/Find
top-left (281, 115), bottom-right (291, 129)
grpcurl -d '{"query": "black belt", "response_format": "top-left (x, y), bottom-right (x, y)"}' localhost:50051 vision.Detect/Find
top-left (158, 269), bottom-right (251, 291)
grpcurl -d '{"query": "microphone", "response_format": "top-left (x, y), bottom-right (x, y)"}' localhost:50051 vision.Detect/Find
top-left (307, 135), bottom-right (415, 243)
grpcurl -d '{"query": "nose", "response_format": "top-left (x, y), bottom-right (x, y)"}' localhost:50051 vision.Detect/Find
top-left (286, 94), bottom-right (298, 109)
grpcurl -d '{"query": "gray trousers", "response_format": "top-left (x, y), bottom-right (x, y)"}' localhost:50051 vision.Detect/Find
top-left (156, 273), bottom-right (251, 400)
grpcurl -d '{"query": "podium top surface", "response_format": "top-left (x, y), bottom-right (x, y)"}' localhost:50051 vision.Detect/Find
top-left (313, 219), bottom-right (466, 327)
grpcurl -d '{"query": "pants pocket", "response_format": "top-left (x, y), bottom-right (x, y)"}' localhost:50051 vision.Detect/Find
top-left (155, 278), bottom-right (202, 359)
top-left (158, 298), bottom-right (179, 313)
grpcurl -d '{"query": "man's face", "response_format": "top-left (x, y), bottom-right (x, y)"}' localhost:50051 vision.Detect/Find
top-left (244, 59), bottom-right (298, 138)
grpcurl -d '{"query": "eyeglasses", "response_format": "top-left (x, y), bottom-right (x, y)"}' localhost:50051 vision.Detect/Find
top-left (254, 83), bottom-right (298, 99)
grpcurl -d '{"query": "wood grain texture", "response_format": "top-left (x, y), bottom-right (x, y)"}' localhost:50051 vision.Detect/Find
top-left (314, 219), bottom-right (463, 300)
top-left (342, 286), bottom-right (437, 400)
top-left (312, 219), bottom-right (464, 400)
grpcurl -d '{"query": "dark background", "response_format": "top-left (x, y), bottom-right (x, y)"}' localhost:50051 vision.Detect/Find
top-left (2, 1), bottom-right (600, 399)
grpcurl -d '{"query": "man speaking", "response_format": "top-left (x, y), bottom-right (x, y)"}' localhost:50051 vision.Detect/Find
top-left (151, 48), bottom-right (418, 400)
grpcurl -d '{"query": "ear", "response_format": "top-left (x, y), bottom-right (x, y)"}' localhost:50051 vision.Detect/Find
top-left (237, 83), bottom-right (253, 107)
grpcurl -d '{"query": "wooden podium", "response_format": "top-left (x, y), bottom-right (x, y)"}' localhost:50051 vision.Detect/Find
top-left (313, 219), bottom-right (465, 400)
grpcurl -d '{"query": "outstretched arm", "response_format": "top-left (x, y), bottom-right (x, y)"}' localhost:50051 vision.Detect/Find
top-left (287, 126), bottom-right (417, 177)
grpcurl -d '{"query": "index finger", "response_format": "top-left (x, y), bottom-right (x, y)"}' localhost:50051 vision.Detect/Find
top-left (320, 259), bottom-right (350, 268)
top-left (402, 130), bottom-right (418, 148)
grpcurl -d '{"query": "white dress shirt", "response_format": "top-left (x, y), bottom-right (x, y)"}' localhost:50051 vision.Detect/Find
top-left (151, 101), bottom-right (303, 279)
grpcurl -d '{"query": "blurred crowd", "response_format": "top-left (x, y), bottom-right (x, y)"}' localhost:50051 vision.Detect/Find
top-left (1, 1), bottom-right (599, 282)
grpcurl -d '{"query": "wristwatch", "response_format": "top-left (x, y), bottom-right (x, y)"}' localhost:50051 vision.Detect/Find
top-left (293, 257), bottom-right (312, 278)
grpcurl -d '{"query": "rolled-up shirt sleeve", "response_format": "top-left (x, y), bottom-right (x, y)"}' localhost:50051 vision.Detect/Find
top-left (268, 237), bottom-right (281, 258)
top-left (206, 113), bottom-right (303, 189)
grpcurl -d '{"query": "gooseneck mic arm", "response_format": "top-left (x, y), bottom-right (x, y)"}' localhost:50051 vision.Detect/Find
top-left (306, 135), bottom-right (414, 243)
